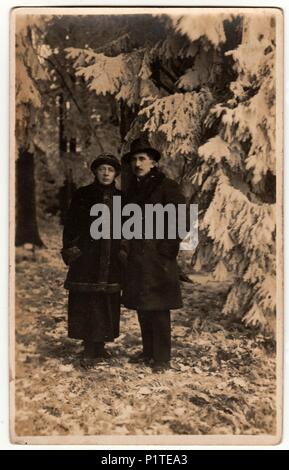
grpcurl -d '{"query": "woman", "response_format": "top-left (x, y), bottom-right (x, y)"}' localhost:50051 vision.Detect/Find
top-left (61, 153), bottom-right (121, 361)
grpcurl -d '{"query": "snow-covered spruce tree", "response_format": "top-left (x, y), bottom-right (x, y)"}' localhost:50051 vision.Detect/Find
top-left (66, 13), bottom-right (276, 331)
top-left (176, 13), bottom-right (276, 331)
top-left (65, 16), bottom-right (232, 181)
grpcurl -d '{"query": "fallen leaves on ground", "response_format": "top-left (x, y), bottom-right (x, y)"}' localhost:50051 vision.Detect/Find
top-left (14, 223), bottom-right (276, 436)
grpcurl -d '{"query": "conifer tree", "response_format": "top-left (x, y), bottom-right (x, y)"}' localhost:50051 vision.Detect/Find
top-left (45, 13), bottom-right (278, 330)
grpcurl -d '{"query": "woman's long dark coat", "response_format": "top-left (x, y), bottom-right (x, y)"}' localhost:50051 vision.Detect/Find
top-left (121, 168), bottom-right (185, 311)
top-left (62, 180), bottom-right (121, 342)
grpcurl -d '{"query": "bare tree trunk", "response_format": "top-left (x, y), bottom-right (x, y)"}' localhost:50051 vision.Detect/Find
top-left (15, 147), bottom-right (43, 247)
top-left (119, 99), bottom-right (138, 192)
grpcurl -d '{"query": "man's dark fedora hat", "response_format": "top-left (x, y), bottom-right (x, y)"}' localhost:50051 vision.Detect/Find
top-left (90, 153), bottom-right (121, 175)
top-left (122, 136), bottom-right (161, 164)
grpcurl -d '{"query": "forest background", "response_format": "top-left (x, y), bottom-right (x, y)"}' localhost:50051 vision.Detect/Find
top-left (11, 9), bottom-right (281, 438)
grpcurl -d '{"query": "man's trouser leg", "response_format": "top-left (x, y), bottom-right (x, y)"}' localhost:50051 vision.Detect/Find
top-left (151, 310), bottom-right (171, 363)
top-left (137, 310), bottom-right (153, 358)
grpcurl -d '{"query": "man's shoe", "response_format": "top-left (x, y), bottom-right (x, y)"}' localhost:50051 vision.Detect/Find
top-left (151, 361), bottom-right (171, 373)
top-left (94, 348), bottom-right (111, 359)
top-left (128, 352), bottom-right (152, 364)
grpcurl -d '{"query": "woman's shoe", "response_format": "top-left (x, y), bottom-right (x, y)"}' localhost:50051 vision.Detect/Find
top-left (94, 343), bottom-right (111, 359)
top-left (83, 341), bottom-right (96, 358)
top-left (95, 349), bottom-right (111, 359)
top-left (83, 341), bottom-right (111, 359)
top-left (79, 358), bottom-right (97, 369)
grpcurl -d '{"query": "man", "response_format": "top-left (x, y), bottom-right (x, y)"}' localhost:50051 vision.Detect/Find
top-left (120, 136), bottom-right (185, 373)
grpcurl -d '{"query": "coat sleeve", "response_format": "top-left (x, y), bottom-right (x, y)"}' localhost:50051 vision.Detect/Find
top-left (119, 193), bottom-right (130, 264)
top-left (61, 190), bottom-right (84, 265)
top-left (157, 179), bottom-right (186, 259)
top-left (62, 190), bottom-right (83, 248)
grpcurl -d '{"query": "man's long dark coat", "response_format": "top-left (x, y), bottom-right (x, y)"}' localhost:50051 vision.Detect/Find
top-left (121, 168), bottom-right (185, 311)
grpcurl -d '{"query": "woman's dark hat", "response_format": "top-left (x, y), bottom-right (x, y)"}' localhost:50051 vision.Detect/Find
top-left (122, 136), bottom-right (161, 164)
top-left (90, 153), bottom-right (121, 175)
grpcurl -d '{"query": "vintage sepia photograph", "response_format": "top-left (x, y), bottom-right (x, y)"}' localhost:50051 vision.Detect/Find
top-left (10, 6), bottom-right (283, 444)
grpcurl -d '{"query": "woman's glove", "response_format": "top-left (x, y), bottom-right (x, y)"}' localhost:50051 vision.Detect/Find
top-left (61, 246), bottom-right (82, 266)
